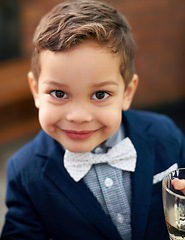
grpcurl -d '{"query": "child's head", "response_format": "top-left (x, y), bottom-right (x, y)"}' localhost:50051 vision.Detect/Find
top-left (29, 0), bottom-right (138, 153)
top-left (31, 0), bottom-right (135, 87)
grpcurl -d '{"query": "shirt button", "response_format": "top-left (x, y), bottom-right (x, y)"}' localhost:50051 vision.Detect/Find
top-left (117, 213), bottom-right (124, 224)
top-left (104, 177), bottom-right (113, 187)
top-left (94, 147), bottom-right (103, 154)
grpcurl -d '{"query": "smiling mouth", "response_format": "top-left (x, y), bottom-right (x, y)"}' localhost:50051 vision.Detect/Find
top-left (63, 130), bottom-right (97, 140)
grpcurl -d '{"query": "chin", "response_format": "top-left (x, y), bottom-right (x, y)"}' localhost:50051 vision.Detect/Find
top-left (64, 144), bottom-right (95, 153)
top-left (67, 148), bottom-right (91, 153)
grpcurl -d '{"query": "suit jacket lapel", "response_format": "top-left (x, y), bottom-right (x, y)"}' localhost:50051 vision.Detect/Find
top-left (123, 111), bottom-right (155, 240)
top-left (131, 136), bottom-right (155, 240)
top-left (35, 131), bottom-right (122, 240)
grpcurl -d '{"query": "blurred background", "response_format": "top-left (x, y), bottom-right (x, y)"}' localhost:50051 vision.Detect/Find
top-left (0, 0), bottom-right (185, 231)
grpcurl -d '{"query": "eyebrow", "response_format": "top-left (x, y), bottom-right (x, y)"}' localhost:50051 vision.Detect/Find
top-left (43, 80), bottom-right (67, 88)
top-left (92, 81), bottom-right (119, 88)
top-left (43, 80), bottom-right (119, 88)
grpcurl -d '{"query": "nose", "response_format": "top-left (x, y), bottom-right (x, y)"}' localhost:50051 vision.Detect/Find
top-left (66, 102), bottom-right (93, 124)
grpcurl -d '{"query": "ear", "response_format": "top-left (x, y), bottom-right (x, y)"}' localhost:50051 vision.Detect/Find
top-left (122, 74), bottom-right (139, 111)
top-left (28, 71), bottom-right (40, 109)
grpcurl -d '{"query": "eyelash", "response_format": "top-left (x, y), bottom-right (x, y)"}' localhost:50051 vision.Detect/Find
top-left (50, 90), bottom-right (111, 100)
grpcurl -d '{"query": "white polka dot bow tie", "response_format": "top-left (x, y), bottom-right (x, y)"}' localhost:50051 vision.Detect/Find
top-left (64, 137), bottom-right (137, 182)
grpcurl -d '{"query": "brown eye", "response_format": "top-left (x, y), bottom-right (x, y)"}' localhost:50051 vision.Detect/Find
top-left (92, 91), bottom-right (109, 100)
top-left (51, 90), bottom-right (66, 98)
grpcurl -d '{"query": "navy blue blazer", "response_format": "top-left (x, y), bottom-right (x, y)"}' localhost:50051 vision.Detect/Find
top-left (1, 110), bottom-right (185, 240)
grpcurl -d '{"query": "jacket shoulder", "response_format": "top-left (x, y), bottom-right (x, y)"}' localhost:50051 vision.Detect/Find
top-left (124, 109), bottom-right (183, 140)
top-left (7, 131), bottom-right (56, 179)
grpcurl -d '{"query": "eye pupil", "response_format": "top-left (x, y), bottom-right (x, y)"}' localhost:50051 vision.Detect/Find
top-left (55, 90), bottom-right (64, 98)
top-left (96, 91), bottom-right (105, 99)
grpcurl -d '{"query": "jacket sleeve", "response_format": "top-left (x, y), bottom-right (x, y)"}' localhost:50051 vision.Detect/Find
top-left (0, 157), bottom-right (50, 240)
top-left (179, 130), bottom-right (185, 167)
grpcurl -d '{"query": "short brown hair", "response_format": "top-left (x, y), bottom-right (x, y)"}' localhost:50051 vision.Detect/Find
top-left (31, 0), bottom-right (135, 86)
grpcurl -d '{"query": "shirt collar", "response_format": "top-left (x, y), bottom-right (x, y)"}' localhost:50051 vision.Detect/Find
top-left (105, 124), bottom-right (125, 148)
top-left (92, 124), bottom-right (125, 153)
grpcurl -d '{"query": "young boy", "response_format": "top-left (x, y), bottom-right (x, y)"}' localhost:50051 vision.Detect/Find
top-left (1, 0), bottom-right (185, 239)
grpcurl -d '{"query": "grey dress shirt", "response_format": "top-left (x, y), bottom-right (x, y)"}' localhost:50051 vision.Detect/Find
top-left (83, 125), bottom-right (132, 240)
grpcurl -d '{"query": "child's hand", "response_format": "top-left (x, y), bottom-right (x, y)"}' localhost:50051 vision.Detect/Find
top-left (171, 178), bottom-right (185, 195)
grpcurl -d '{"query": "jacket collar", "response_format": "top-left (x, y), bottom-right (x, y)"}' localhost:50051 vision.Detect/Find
top-left (123, 110), bottom-right (155, 240)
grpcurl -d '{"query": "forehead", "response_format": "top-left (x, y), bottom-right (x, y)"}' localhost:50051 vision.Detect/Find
top-left (38, 41), bottom-right (121, 77)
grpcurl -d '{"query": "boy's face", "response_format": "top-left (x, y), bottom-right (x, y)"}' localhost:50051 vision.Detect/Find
top-left (29, 41), bottom-right (138, 153)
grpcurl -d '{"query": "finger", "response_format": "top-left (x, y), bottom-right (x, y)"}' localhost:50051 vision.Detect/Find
top-left (171, 178), bottom-right (185, 195)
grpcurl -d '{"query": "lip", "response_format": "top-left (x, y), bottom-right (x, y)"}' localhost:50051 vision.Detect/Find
top-left (63, 129), bottom-right (96, 140)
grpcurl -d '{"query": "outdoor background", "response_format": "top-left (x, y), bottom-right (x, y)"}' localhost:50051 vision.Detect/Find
top-left (0, 0), bottom-right (185, 232)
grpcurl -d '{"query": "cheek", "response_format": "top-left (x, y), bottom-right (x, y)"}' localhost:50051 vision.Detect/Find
top-left (38, 104), bottom-right (59, 129)
top-left (99, 107), bottom-right (122, 131)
